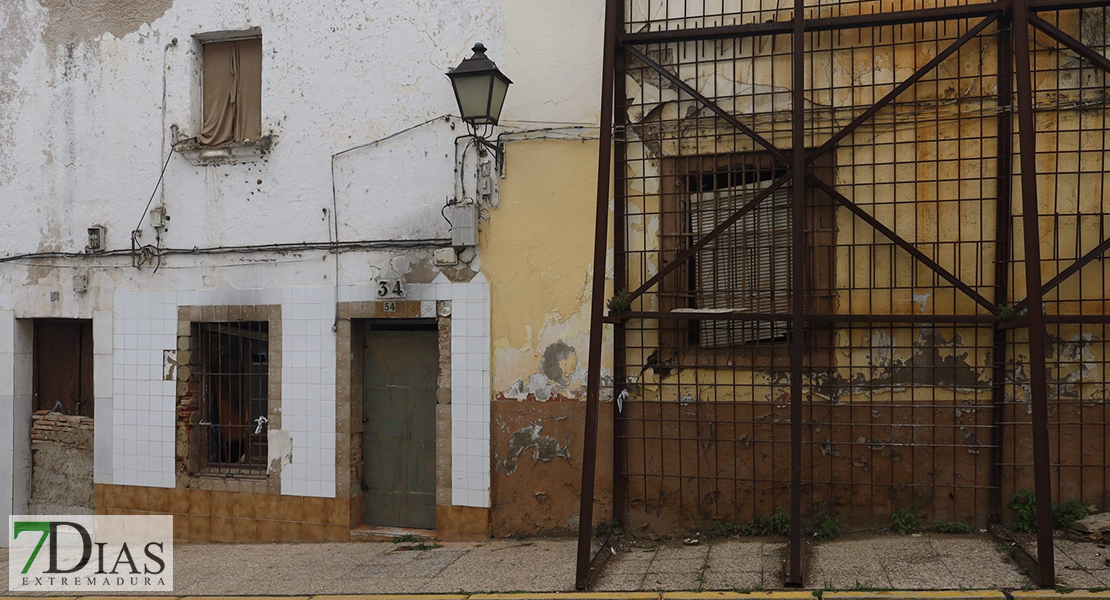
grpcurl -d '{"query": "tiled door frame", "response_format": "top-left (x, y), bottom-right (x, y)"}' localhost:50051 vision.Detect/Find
top-left (337, 301), bottom-right (451, 529)
top-left (336, 274), bottom-right (491, 511)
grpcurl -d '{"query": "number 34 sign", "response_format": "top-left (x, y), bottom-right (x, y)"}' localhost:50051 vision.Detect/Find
top-left (376, 278), bottom-right (405, 299)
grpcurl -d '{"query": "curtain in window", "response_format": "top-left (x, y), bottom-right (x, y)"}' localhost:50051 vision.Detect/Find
top-left (199, 38), bottom-right (262, 146)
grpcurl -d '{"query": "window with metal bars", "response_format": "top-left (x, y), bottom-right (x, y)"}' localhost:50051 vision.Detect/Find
top-left (195, 322), bottom-right (269, 475)
top-left (659, 151), bottom-right (836, 358)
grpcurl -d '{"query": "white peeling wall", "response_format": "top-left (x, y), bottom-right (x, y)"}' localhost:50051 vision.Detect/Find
top-left (0, 0), bottom-right (604, 530)
top-left (0, 0), bottom-right (502, 256)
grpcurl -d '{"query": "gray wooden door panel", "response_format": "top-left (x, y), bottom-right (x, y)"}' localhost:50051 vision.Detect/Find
top-left (362, 324), bottom-right (438, 529)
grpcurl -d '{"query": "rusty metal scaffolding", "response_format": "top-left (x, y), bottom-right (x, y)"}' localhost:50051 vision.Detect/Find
top-left (577, 0), bottom-right (1110, 588)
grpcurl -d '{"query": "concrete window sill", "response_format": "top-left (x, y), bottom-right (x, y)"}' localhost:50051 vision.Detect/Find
top-left (176, 135), bottom-right (274, 166)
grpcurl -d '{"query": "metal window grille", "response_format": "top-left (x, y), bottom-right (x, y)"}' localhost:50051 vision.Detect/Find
top-left (196, 322), bottom-right (269, 475)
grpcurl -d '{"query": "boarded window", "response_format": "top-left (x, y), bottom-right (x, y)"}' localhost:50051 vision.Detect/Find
top-left (195, 322), bottom-right (268, 475)
top-left (199, 37), bottom-right (262, 146)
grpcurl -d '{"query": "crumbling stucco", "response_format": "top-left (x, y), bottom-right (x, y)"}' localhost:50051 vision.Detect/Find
top-left (38, 0), bottom-right (176, 51)
top-left (499, 425), bottom-right (569, 475)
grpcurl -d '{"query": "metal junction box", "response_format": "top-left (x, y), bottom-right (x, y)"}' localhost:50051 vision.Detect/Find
top-left (446, 204), bottom-right (478, 247)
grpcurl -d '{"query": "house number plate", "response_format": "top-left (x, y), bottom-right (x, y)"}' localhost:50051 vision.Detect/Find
top-left (376, 278), bottom-right (405, 299)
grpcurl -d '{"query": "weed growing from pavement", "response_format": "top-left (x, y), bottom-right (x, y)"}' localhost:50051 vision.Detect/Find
top-left (392, 534), bottom-right (420, 543)
top-left (851, 580), bottom-right (891, 591)
top-left (1056, 584), bottom-right (1077, 594)
top-left (891, 506), bottom-right (923, 534)
top-left (1054, 499), bottom-right (1092, 528)
top-left (933, 520), bottom-right (972, 533)
top-left (812, 503), bottom-right (843, 541)
top-left (593, 518), bottom-right (622, 537)
top-left (695, 562), bottom-right (710, 585)
top-left (398, 542), bottom-right (443, 551)
top-left (705, 506), bottom-right (791, 539)
top-left (1008, 491), bottom-right (1092, 532)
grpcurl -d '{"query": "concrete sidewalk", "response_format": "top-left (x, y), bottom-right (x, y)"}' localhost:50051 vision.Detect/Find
top-left (1, 590), bottom-right (1110, 600)
top-left (0, 533), bottom-right (1097, 594)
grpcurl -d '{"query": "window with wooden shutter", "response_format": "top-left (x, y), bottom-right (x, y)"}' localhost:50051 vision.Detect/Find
top-left (658, 150), bottom-right (836, 366)
top-left (692, 180), bottom-right (792, 347)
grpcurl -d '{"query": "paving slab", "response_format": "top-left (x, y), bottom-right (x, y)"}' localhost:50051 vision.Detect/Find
top-left (809, 539), bottom-right (891, 590)
top-left (595, 539), bottom-right (781, 592)
top-left (425, 540), bottom-right (577, 593)
top-left (809, 534), bottom-right (1024, 590)
top-left (0, 532), bottom-right (1034, 594)
top-left (1017, 533), bottom-right (1110, 589)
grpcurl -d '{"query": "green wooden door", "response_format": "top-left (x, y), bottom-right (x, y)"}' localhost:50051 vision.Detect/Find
top-left (362, 322), bottom-right (438, 529)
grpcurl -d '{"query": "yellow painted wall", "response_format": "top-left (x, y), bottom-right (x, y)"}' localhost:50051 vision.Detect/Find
top-left (481, 138), bottom-right (613, 403)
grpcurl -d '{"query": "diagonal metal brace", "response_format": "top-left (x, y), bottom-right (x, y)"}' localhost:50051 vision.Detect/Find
top-left (807, 174), bottom-right (1000, 314)
top-left (1029, 12), bottom-right (1110, 75)
top-left (805, 12), bottom-right (1002, 167)
top-left (623, 44), bottom-right (791, 163)
top-left (625, 171), bottom-right (794, 302)
top-left (621, 12), bottom-right (999, 306)
top-left (1014, 234), bottom-right (1110, 311)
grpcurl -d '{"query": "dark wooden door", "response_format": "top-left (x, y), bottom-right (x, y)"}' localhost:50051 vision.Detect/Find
top-left (33, 320), bottom-right (94, 417)
top-left (362, 321), bottom-right (438, 529)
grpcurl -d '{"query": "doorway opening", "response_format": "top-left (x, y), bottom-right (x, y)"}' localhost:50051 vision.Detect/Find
top-left (29, 318), bottom-right (95, 514)
top-left (361, 319), bottom-right (439, 530)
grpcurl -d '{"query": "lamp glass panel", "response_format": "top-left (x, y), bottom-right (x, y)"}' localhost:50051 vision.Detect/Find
top-left (488, 77), bottom-right (509, 123)
top-left (453, 73), bottom-right (494, 122)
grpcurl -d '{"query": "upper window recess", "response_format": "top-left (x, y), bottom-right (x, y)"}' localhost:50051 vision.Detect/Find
top-left (199, 34), bottom-right (262, 146)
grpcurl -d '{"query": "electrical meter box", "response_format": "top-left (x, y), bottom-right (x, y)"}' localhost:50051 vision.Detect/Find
top-left (446, 204), bottom-right (479, 247)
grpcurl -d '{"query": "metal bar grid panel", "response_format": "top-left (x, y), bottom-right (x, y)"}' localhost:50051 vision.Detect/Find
top-left (195, 321), bottom-right (270, 476)
top-left (624, 0), bottom-right (999, 36)
top-left (1000, 6), bottom-right (1110, 536)
top-left (611, 4), bottom-right (1110, 540)
top-left (616, 12), bottom-right (1007, 532)
top-left (577, 0), bottom-right (1110, 587)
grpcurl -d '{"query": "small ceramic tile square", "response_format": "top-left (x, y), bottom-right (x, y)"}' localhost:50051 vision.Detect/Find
top-left (469, 490), bottom-right (488, 508)
top-left (421, 300), bottom-right (436, 318)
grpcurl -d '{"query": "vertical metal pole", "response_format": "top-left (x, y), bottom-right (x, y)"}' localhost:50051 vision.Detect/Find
top-left (788, 0), bottom-right (807, 586)
top-left (1010, 0), bottom-right (1056, 585)
top-left (576, 0), bottom-right (620, 589)
top-left (989, 17), bottom-right (1013, 525)
top-left (612, 0), bottom-right (629, 527)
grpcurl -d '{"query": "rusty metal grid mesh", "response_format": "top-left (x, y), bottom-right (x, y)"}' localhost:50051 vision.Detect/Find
top-left (611, 5), bottom-right (1110, 536)
top-left (624, 0), bottom-right (1000, 35)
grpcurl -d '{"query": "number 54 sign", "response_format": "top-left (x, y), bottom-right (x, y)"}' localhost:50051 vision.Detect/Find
top-left (376, 278), bottom-right (405, 299)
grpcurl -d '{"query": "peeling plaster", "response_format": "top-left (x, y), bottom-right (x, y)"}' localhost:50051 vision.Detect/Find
top-left (499, 425), bottom-right (570, 475)
top-left (38, 0), bottom-right (175, 52)
top-left (267, 429), bottom-right (292, 475)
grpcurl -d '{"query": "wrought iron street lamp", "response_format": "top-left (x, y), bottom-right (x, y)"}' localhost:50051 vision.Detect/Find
top-left (446, 43), bottom-right (512, 126)
top-left (447, 43), bottom-right (512, 170)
